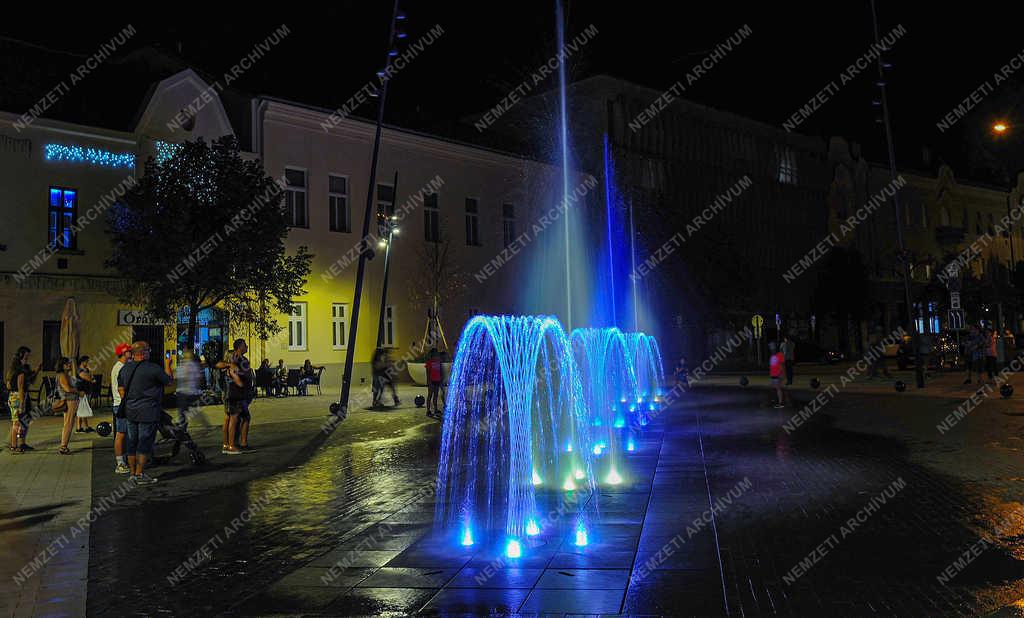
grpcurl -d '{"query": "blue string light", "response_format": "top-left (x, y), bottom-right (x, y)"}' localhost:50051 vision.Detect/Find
top-left (45, 143), bottom-right (135, 169)
top-left (154, 140), bottom-right (182, 164)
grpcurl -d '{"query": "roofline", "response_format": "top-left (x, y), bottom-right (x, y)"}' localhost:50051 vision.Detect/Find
top-left (0, 110), bottom-right (137, 144)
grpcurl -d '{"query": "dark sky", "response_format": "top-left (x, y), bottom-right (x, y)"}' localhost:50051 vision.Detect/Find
top-left (4, 2), bottom-right (1024, 178)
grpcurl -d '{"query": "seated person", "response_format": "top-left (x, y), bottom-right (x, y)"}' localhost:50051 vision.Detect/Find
top-left (297, 359), bottom-right (322, 395)
top-left (273, 359), bottom-right (287, 397)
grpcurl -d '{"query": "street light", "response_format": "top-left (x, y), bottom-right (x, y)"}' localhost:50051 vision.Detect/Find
top-left (993, 122), bottom-right (1009, 134)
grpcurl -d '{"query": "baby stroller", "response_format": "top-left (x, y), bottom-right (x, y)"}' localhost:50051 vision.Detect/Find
top-left (154, 411), bottom-right (206, 465)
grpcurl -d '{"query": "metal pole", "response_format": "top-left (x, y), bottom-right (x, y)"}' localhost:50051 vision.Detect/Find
top-left (377, 170), bottom-right (399, 348)
top-left (871, 0), bottom-right (924, 388)
top-left (334, 0), bottom-right (401, 418)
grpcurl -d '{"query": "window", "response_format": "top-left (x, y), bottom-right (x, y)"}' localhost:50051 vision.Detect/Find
top-left (288, 302), bottom-right (307, 350)
top-left (776, 146), bottom-right (798, 185)
top-left (377, 184), bottom-right (395, 237)
top-left (48, 187), bottom-right (78, 249)
top-left (502, 203), bottom-right (516, 248)
top-left (383, 305), bottom-right (396, 347)
top-left (329, 175), bottom-right (350, 233)
top-left (424, 193), bottom-right (440, 243)
top-left (285, 168), bottom-right (307, 228)
top-left (331, 303), bottom-right (348, 350)
top-left (940, 206), bottom-right (951, 227)
top-left (42, 321), bottom-right (61, 371)
top-left (465, 197), bottom-right (481, 246)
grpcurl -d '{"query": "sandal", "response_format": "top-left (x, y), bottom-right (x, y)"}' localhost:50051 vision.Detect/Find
top-left (58, 446), bottom-right (71, 455)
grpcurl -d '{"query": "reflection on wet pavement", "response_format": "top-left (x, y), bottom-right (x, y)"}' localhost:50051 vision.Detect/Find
top-left (86, 389), bottom-right (1024, 615)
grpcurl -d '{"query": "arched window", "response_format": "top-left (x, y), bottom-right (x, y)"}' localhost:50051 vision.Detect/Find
top-left (940, 206), bottom-right (951, 227)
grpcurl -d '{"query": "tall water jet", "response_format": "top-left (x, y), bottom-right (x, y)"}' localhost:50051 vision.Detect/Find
top-left (626, 332), bottom-right (666, 404)
top-left (555, 0), bottom-right (573, 329)
top-left (435, 315), bottom-right (597, 550)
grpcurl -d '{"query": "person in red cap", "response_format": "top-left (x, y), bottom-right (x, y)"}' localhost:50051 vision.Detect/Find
top-left (110, 343), bottom-right (132, 474)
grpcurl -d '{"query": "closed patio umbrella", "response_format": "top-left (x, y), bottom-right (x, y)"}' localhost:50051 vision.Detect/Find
top-left (60, 297), bottom-right (80, 364)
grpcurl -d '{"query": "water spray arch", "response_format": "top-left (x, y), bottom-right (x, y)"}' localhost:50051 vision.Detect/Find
top-left (435, 315), bottom-right (597, 548)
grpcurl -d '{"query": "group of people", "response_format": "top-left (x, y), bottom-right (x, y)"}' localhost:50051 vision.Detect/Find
top-left (5, 347), bottom-right (108, 455)
top-left (963, 325), bottom-right (1003, 385)
top-left (256, 358), bottom-right (321, 397)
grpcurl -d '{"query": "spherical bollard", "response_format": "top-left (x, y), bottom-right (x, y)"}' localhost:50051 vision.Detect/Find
top-left (1001, 383), bottom-right (1014, 398)
top-left (810, 378), bottom-right (820, 389)
top-left (894, 380), bottom-right (906, 392)
top-left (95, 421), bottom-right (112, 437)
top-left (739, 376), bottom-right (749, 386)
top-left (329, 402), bottom-right (341, 415)
top-left (414, 395), bottom-right (426, 407)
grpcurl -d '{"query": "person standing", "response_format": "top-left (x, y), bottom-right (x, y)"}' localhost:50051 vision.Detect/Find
top-left (768, 341), bottom-right (785, 408)
top-left (110, 343), bottom-right (131, 474)
top-left (986, 327), bottom-right (998, 380)
top-left (222, 339), bottom-right (254, 454)
top-left (7, 347), bottom-right (40, 453)
top-left (56, 357), bottom-right (81, 455)
top-left (781, 335), bottom-right (795, 386)
top-left (175, 351), bottom-right (202, 430)
top-left (117, 341), bottom-right (173, 484)
top-left (425, 349), bottom-right (442, 418)
top-left (75, 356), bottom-right (95, 433)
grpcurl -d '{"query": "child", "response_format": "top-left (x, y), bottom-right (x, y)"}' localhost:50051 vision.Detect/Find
top-left (425, 349), bottom-right (442, 418)
top-left (769, 342), bottom-right (785, 408)
top-left (674, 357), bottom-right (690, 391)
top-left (75, 356), bottom-right (95, 433)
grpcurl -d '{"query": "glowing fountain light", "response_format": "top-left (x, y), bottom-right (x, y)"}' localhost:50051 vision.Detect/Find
top-left (613, 417), bottom-right (626, 428)
top-left (592, 445), bottom-right (602, 456)
top-left (532, 470), bottom-right (543, 486)
top-left (574, 523), bottom-right (588, 547)
top-left (574, 468), bottom-right (585, 480)
top-left (526, 519), bottom-right (541, 536)
top-left (461, 527), bottom-right (474, 546)
top-left (506, 539), bottom-right (522, 558)
top-left (563, 477), bottom-right (577, 491)
top-left (606, 468), bottom-right (623, 485)
top-left (627, 439), bottom-right (636, 452)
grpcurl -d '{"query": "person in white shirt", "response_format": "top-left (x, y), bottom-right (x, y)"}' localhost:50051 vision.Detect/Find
top-left (111, 344), bottom-right (132, 474)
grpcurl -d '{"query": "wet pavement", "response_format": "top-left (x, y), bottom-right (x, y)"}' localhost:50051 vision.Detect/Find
top-left (50, 381), bottom-right (1024, 615)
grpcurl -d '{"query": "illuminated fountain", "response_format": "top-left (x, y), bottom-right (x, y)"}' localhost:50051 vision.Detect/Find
top-left (435, 315), bottom-right (597, 556)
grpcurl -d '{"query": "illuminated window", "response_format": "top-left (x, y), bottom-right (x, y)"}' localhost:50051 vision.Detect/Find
top-left (465, 197), bottom-right (481, 246)
top-left (48, 187), bottom-right (78, 249)
top-left (776, 146), bottom-right (798, 185)
top-left (331, 303), bottom-right (348, 350)
top-left (383, 305), bottom-right (396, 348)
top-left (329, 175), bottom-right (350, 233)
top-left (377, 184), bottom-right (395, 237)
top-left (424, 193), bottom-right (440, 243)
top-left (288, 302), bottom-right (307, 351)
top-left (502, 203), bottom-right (516, 248)
top-left (285, 168), bottom-right (307, 228)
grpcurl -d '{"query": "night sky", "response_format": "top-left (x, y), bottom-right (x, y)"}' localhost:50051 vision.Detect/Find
top-left (4, 2), bottom-right (1023, 179)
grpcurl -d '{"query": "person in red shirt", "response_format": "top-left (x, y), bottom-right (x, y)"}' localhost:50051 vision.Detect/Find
top-left (769, 341), bottom-right (785, 408)
top-left (425, 349), bottom-right (443, 418)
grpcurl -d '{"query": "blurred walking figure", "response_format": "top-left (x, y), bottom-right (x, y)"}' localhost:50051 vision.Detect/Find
top-left (426, 349), bottom-right (442, 417)
top-left (867, 328), bottom-right (892, 379)
top-left (110, 343), bottom-right (132, 473)
top-left (7, 347), bottom-right (40, 453)
top-left (372, 348), bottom-right (399, 407)
top-left (965, 325), bottom-right (986, 385)
top-left (985, 327), bottom-right (998, 380)
top-left (768, 342), bottom-right (785, 408)
top-left (781, 335), bottom-right (795, 385)
top-left (75, 356), bottom-right (95, 433)
top-left (175, 351), bottom-right (202, 430)
top-left (56, 357), bottom-right (81, 454)
top-left (673, 356), bottom-right (690, 391)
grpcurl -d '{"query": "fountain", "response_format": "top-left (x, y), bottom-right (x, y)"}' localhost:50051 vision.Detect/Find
top-left (434, 315), bottom-right (597, 554)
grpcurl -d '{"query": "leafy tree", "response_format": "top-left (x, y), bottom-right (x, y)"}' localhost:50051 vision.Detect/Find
top-left (106, 136), bottom-right (313, 351)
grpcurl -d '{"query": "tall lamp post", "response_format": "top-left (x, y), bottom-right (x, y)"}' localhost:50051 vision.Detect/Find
top-left (868, 0), bottom-right (925, 386)
top-left (376, 171), bottom-right (400, 348)
top-left (332, 0), bottom-right (407, 418)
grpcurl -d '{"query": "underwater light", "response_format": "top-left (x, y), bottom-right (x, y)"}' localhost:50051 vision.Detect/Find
top-left (506, 539), bottom-right (521, 558)
top-left (566, 442), bottom-right (573, 452)
top-left (592, 445), bottom-right (603, 456)
top-left (574, 524), bottom-right (588, 546)
top-left (606, 469), bottom-right (622, 485)
top-left (563, 477), bottom-right (576, 491)
top-left (532, 470), bottom-right (542, 485)
top-left (620, 397), bottom-right (627, 404)
top-left (461, 528), bottom-right (474, 546)
top-left (593, 417), bottom-right (602, 426)
top-left (627, 440), bottom-right (636, 452)
top-left (613, 417), bottom-right (626, 428)
top-left (574, 468), bottom-right (585, 480)
top-left (526, 519), bottom-right (540, 536)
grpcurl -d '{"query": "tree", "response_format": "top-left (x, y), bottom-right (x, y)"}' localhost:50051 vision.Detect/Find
top-left (106, 136), bottom-right (313, 351)
top-left (407, 230), bottom-right (468, 351)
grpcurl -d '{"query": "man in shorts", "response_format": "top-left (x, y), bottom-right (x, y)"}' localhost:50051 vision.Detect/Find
top-left (222, 339), bottom-right (253, 454)
top-left (110, 343), bottom-right (132, 474)
top-left (117, 341), bottom-right (173, 485)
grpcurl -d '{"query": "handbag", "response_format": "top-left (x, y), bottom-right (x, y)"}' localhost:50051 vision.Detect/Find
top-left (77, 394), bottom-right (94, 418)
top-left (116, 363), bottom-right (141, 419)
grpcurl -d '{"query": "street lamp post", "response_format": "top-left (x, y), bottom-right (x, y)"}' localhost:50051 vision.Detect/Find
top-left (870, 0), bottom-right (924, 388)
top-left (376, 170), bottom-right (400, 348)
top-left (332, 0), bottom-right (406, 418)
